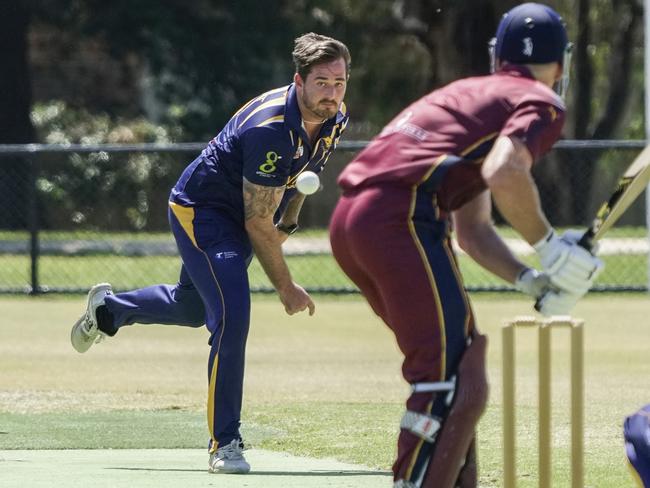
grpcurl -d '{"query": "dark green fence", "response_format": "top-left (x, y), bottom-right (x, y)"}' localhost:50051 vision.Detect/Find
top-left (0, 140), bottom-right (648, 294)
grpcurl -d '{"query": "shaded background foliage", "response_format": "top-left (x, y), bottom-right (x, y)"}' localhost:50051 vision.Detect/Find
top-left (31, 101), bottom-right (185, 231)
top-left (0, 0), bottom-right (647, 230)
top-left (4, 0), bottom-right (646, 139)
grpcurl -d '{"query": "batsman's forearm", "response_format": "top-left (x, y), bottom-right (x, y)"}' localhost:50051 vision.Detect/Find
top-left (460, 225), bottom-right (526, 284)
top-left (490, 173), bottom-right (550, 246)
top-left (246, 223), bottom-right (293, 293)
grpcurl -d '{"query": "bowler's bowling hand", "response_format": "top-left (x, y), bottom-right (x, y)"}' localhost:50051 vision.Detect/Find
top-left (279, 282), bottom-right (316, 316)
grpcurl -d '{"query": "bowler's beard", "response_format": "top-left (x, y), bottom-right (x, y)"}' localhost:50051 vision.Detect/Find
top-left (301, 91), bottom-right (338, 120)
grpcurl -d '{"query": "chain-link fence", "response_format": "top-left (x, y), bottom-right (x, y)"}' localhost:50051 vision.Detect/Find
top-left (0, 141), bottom-right (648, 294)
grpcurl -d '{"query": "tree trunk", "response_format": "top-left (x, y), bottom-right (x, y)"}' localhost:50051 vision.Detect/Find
top-left (553, 0), bottom-right (593, 225)
top-left (401, 0), bottom-right (516, 85)
top-left (0, 2), bottom-right (35, 229)
top-left (551, 0), bottom-right (640, 225)
top-left (0, 2), bottom-right (34, 144)
top-left (573, 0), bottom-right (592, 139)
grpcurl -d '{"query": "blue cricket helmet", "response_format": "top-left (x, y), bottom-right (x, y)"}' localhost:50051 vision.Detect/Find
top-left (492, 2), bottom-right (568, 65)
top-left (489, 3), bottom-right (572, 97)
top-left (625, 404), bottom-right (650, 487)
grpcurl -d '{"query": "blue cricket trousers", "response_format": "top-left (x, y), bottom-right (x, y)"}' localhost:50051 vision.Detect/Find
top-left (103, 202), bottom-right (253, 452)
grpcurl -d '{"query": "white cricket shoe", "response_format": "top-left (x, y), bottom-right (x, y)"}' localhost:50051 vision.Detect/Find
top-left (208, 439), bottom-right (250, 474)
top-left (70, 283), bottom-right (113, 353)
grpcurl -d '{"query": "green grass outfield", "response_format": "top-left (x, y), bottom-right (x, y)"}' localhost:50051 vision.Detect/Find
top-left (0, 246), bottom-right (646, 291)
top-left (0, 294), bottom-right (648, 487)
top-left (0, 227), bottom-right (647, 291)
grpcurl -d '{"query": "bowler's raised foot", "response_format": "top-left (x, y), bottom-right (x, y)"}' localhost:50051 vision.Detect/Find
top-left (70, 283), bottom-right (113, 353)
top-left (208, 439), bottom-right (250, 474)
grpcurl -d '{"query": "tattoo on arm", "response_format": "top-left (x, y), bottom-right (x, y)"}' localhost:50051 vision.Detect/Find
top-left (243, 178), bottom-right (285, 220)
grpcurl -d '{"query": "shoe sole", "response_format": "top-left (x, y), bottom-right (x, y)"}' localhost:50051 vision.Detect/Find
top-left (70, 315), bottom-right (94, 353)
top-left (208, 466), bottom-right (250, 474)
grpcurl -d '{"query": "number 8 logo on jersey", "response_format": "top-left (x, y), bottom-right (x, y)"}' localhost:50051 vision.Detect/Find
top-left (259, 151), bottom-right (281, 173)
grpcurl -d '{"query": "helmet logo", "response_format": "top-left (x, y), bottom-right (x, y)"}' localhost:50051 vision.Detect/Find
top-left (522, 37), bottom-right (533, 57)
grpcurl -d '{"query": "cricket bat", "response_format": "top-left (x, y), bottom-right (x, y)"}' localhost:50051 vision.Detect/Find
top-left (534, 145), bottom-right (650, 312)
top-left (578, 144), bottom-right (650, 251)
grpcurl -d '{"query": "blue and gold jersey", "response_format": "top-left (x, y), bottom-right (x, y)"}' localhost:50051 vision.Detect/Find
top-left (170, 83), bottom-right (348, 224)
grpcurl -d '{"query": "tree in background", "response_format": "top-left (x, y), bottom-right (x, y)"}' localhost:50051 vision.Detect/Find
top-left (557, 0), bottom-right (644, 224)
top-left (26, 0), bottom-right (300, 138)
top-left (8, 1), bottom-right (647, 140)
top-left (0, 0), bottom-right (647, 228)
top-left (0, 2), bottom-right (34, 144)
top-left (0, 2), bottom-right (35, 229)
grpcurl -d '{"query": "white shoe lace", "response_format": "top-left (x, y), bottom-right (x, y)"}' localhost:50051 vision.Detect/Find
top-left (80, 312), bottom-right (104, 343)
top-left (80, 314), bottom-right (96, 337)
top-left (217, 439), bottom-right (245, 460)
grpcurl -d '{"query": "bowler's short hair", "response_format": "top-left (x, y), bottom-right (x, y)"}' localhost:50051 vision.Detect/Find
top-left (292, 33), bottom-right (351, 80)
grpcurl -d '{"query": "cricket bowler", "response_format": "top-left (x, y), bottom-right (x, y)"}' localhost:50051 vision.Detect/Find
top-left (70, 33), bottom-right (350, 474)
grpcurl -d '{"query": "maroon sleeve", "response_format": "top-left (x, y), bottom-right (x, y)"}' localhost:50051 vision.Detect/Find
top-left (500, 102), bottom-right (565, 161)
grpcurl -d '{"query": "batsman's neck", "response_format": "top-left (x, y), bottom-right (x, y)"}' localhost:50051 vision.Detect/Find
top-left (523, 62), bottom-right (562, 89)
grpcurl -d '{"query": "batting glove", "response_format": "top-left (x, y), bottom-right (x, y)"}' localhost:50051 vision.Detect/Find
top-left (514, 267), bottom-right (550, 298)
top-left (535, 288), bottom-right (582, 317)
top-left (550, 228), bottom-right (601, 254)
top-left (533, 229), bottom-right (604, 294)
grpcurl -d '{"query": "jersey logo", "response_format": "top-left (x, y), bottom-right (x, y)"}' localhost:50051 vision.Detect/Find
top-left (522, 37), bottom-right (533, 57)
top-left (293, 146), bottom-right (304, 159)
top-left (259, 151), bottom-right (281, 173)
top-left (321, 136), bottom-right (333, 149)
top-left (396, 111), bottom-right (413, 128)
top-left (215, 251), bottom-right (238, 259)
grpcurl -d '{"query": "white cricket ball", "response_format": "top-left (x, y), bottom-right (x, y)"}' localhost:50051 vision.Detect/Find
top-left (295, 171), bottom-right (320, 195)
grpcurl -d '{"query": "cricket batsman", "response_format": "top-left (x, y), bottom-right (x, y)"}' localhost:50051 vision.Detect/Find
top-left (329, 3), bottom-right (603, 487)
